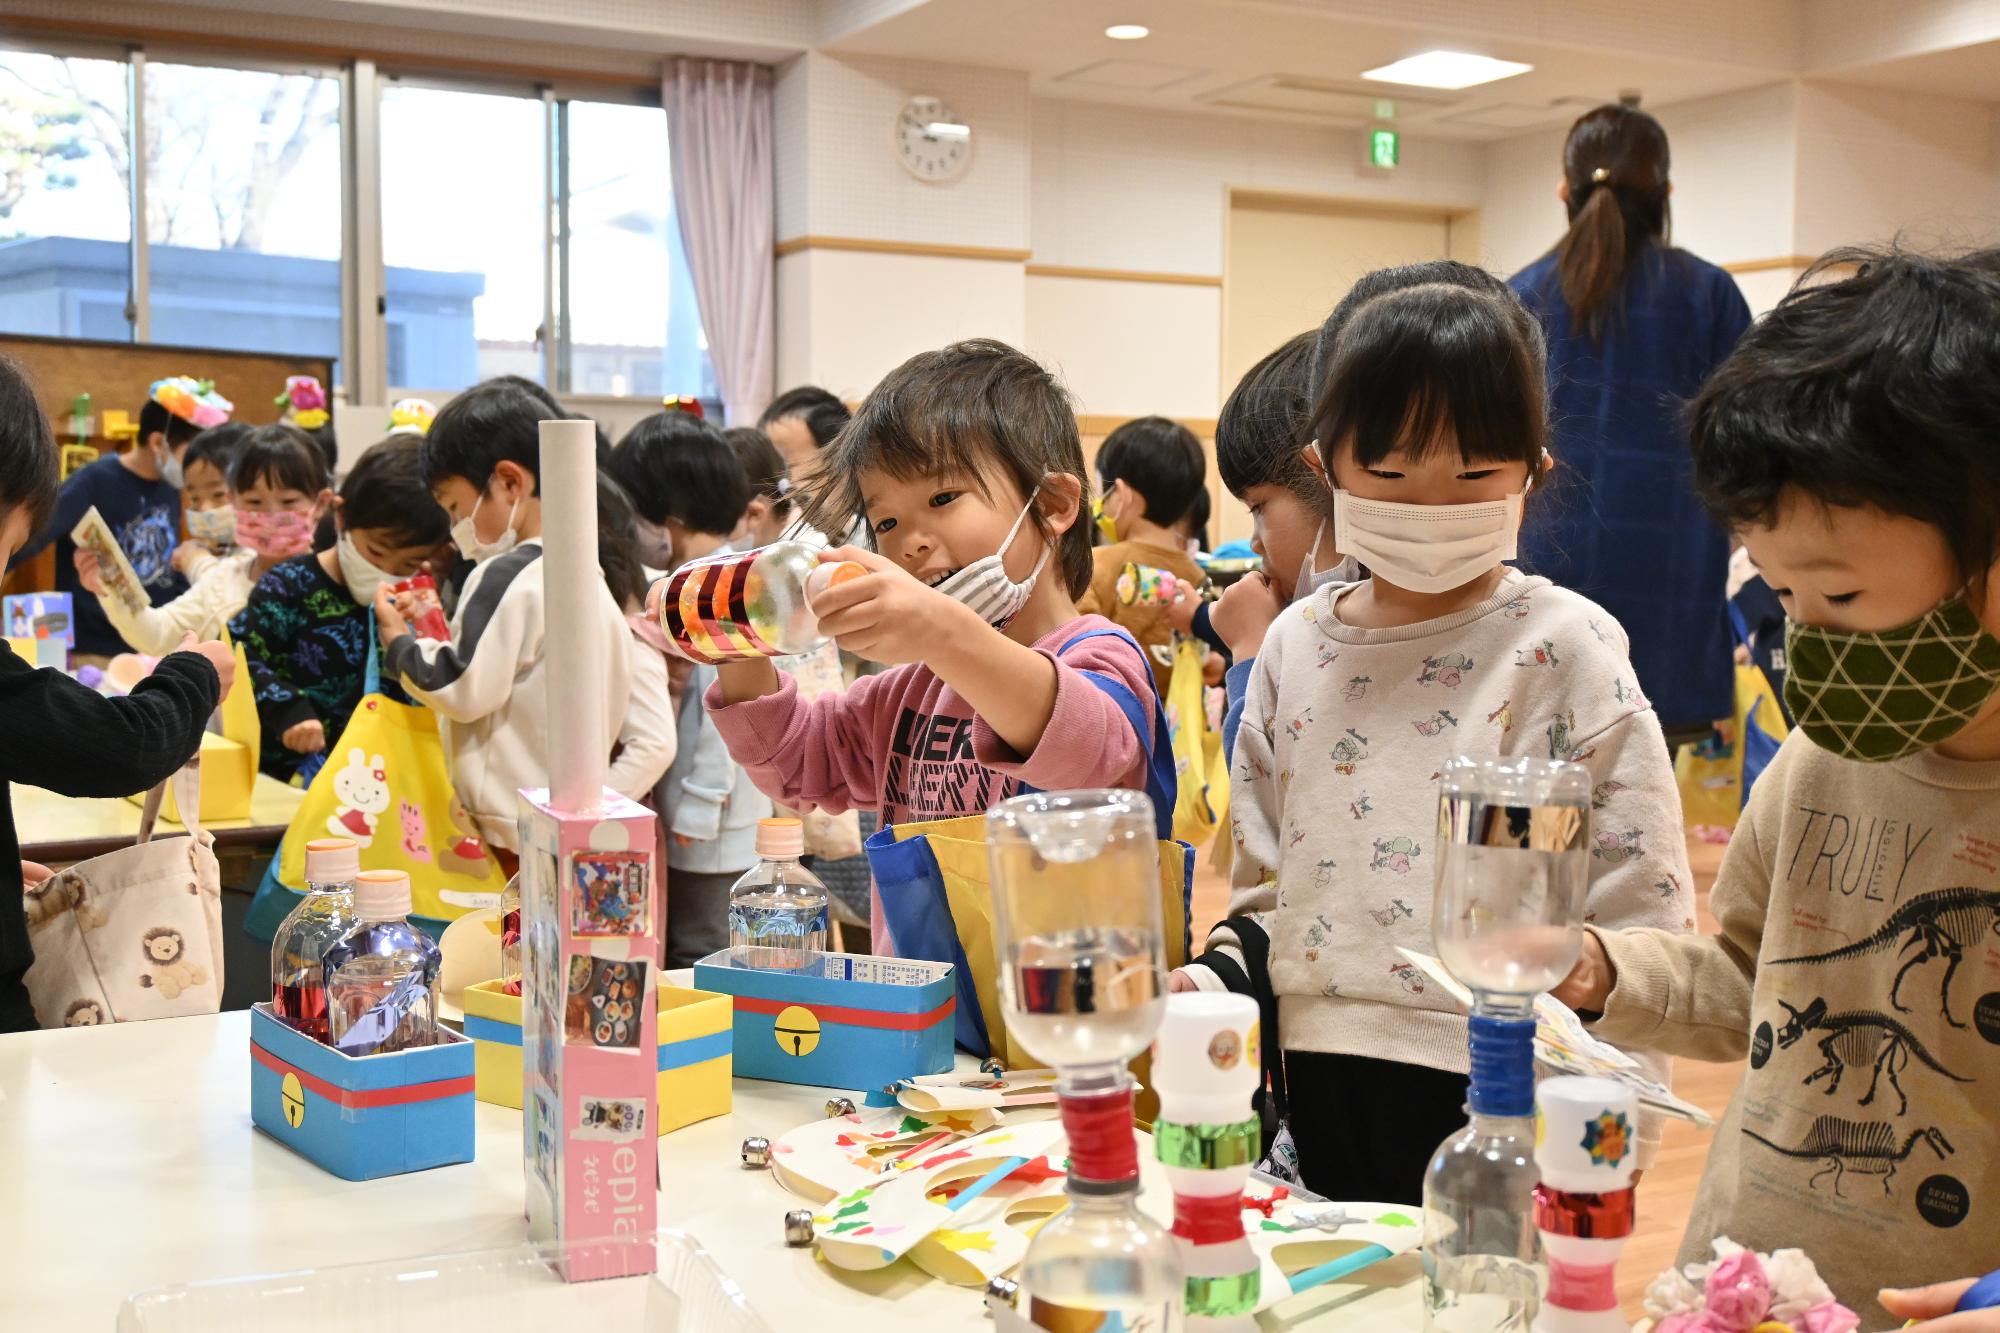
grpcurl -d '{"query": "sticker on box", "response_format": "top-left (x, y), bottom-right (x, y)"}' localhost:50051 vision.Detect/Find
top-left (571, 850), bottom-right (649, 937)
top-left (579, 1097), bottom-right (646, 1139)
top-left (565, 957), bottom-right (646, 1049)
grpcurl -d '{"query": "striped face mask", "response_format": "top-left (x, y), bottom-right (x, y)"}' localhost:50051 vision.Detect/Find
top-left (934, 486), bottom-right (1051, 629)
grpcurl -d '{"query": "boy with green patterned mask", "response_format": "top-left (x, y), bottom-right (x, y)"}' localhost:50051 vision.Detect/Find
top-left (1551, 247), bottom-right (2000, 1324)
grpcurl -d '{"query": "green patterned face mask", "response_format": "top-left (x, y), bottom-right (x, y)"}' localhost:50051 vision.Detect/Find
top-left (1783, 590), bottom-right (2000, 762)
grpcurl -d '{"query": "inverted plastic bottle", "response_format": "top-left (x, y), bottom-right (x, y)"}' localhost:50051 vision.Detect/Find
top-left (270, 837), bottom-right (360, 1042)
top-left (659, 541), bottom-right (865, 663)
top-left (727, 818), bottom-right (830, 969)
top-left (323, 869), bottom-right (442, 1055)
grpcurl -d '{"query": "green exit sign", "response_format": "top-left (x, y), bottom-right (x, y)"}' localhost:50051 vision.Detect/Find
top-left (1369, 128), bottom-right (1401, 168)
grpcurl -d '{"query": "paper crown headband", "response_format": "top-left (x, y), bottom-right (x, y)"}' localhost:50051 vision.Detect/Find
top-left (387, 398), bottom-right (437, 437)
top-left (150, 377), bottom-right (233, 429)
top-left (274, 375), bottom-right (329, 432)
top-left (662, 395), bottom-right (704, 419)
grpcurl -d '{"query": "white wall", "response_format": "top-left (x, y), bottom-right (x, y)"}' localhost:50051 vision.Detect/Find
top-left (777, 248), bottom-right (1026, 396)
top-left (1792, 80), bottom-right (2000, 255)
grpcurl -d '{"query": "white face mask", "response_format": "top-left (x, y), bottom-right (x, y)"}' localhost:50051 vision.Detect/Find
top-left (451, 488), bottom-right (520, 561)
top-left (1331, 489), bottom-right (1523, 595)
top-left (934, 489), bottom-right (1051, 629)
top-left (185, 506), bottom-right (236, 549)
top-left (336, 532), bottom-right (398, 607)
top-left (1295, 522), bottom-right (1358, 601)
top-left (634, 518), bottom-right (674, 570)
top-left (159, 445), bottom-right (184, 490)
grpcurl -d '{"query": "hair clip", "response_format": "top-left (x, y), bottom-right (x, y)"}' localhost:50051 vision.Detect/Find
top-left (151, 376), bottom-right (234, 429)
top-left (387, 397), bottom-right (438, 437)
top-left (662, 395), bottom-right (705, 419)
top-left (776, 477), bottom-right (793, 496)
top-left (1590, 167), bottom-right (1611, 183)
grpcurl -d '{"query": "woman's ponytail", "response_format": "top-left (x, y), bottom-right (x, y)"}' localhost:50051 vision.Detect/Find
top-left (1553, 106), bottom-right (1671, 339)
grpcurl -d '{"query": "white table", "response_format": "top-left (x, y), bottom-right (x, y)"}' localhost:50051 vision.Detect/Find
top-left (0, 1011), bottom-right (1422, 1329)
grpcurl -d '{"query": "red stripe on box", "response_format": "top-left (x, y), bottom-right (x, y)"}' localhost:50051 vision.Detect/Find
top-left (732, 992), bottom-right (955, 1032)
top-left (252, 1042), bottom-right (475, 1109)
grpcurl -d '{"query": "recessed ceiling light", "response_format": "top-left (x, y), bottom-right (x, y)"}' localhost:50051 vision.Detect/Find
top-left (1360, 51), bottom-right (1532, 90)
top-left (1105, 24), bottom-right (1150, 40)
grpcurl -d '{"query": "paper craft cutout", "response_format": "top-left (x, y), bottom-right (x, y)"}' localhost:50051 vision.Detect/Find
top-left (894, 1068), bottom-right (1060, 1114)
top-left (571, 850), bottom-right (649, 937)
top-left (809, 1120), bottom-right (1069, 1279)
top-left (4, 593), bottom-right (73, 647)
top-left (1241, 1187), bottom-right (1426, 1312)
top-left (768, 1104), bottom-right (1010, 1203)
top-left (1396, 947), bottom-right (1714, 1127)
top-left (70, 507), bottom-right (148, 614)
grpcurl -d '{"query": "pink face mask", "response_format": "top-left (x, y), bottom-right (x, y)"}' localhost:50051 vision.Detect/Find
top-left (235, 507), bottom-right (317, 559)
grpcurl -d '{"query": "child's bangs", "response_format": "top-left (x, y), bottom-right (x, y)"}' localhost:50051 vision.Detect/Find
top-left (798, 410), bottom-right (1003, 540)
top-left (230, 426), bottom-right (327, 498)
top-left (1313, 284), bottom-right (1545, 475)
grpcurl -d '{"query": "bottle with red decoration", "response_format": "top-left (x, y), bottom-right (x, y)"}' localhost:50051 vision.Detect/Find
top-left (270, 837), bottom-right (359, 1041)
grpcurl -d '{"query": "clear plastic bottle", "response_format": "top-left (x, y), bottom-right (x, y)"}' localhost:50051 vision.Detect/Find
top-left (270, 837), bottom-right (360, 1042)
top-left (323, 869), bottom-right (442, 1055)
top-left (658, 541), bottom-right (865, 662)
top-left (1016, 1175), bottom-right (1184, 1332)
top-left (1422, 1016), bottom-right (1544, 1333)
top-left (727, 818), bottom-right (829, 969)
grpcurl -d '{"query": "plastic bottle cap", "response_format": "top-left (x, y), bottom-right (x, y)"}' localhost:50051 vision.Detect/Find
top-left (803, 560), bottom-right (867, 602)
top-left (756, 817), bottom-right (806, 860)
top-left (304, 838), bottom-right (360, 885)
top-left (1151, 992), bottom-right (1259, 1120)
top-left (353, 869), bottom-right (412, 920)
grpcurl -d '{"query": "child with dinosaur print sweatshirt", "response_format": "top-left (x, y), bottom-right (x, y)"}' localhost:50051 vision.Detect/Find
top-left (1556, 248), bottom-right (2000, 1320)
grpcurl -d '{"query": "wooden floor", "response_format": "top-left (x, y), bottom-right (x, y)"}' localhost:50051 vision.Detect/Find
top-left (1188, 834), bottom-right (1740, 1320)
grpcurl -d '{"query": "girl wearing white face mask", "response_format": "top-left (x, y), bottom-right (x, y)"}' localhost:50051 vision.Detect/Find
top-left (1173, 271), bottom-right (1693, 1207)
top-left (697, 340), bottom-right (1176, 956)
top-left (229, 432), bottom-right (450, 780)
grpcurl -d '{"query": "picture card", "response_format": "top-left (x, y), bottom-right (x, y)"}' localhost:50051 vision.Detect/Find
top-left (570, 850), bottom-right (649, 938)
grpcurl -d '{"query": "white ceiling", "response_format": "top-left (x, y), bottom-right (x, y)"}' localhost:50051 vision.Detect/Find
top-left (818, 0), bottom-right (1799, 140)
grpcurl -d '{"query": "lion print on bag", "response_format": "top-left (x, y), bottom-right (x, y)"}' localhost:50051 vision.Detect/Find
top-left (137, 926), bottom-right (208, 1000)
top-left (24, 873), bottom-right (107, 932)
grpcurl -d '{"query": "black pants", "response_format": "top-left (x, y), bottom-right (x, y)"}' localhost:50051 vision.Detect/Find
top-left (1282, 1050), bottom-right (1470, 1205)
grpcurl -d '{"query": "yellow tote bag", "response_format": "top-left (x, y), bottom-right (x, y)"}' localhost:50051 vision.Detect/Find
top-left (276, 666), bottom-right (508, 923)
top-left (1165, 639), bottom-right (1225, 848)
top-left (866, 813), bottom-right (1192, 1073)
top-left (1672, 663), bottom-right (1792, 830)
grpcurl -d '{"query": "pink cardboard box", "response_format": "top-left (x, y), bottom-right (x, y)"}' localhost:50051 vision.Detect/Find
top-left (517, 787), bottom-right (661, 1282)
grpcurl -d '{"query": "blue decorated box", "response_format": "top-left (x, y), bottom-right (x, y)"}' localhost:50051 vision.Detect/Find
top-left (692, 950), bottom-right (955, 1088)
top-left (249, 1002), bottom-right (475, 1181)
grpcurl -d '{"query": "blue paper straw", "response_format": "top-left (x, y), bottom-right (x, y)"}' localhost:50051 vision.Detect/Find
top-left (1285, 1244), bottom-right (1394, 1295)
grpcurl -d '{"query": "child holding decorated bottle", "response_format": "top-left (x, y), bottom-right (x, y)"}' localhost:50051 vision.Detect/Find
top-left (698, 339), bottom-right (1171, 954)
top-left (1174, 265), bottom-right (1691, 1204)
top-left (1553, 248), bottom-right (2000, 1318)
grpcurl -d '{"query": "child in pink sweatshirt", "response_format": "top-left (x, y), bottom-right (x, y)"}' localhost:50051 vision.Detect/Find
top-left (696, 340), bottom-right (1173, 951)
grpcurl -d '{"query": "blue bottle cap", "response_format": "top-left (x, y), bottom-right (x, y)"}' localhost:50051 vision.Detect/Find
top-left (1958, 1268), bottom-right (2000, 1312)
top-left (1467, 1014), bottom-right (1536, 1118)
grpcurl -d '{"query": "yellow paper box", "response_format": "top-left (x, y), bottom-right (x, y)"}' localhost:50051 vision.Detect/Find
top-left (122, 730), bottom-right (256, 824)
top-left (462, 979), bottom-right (733, 1136)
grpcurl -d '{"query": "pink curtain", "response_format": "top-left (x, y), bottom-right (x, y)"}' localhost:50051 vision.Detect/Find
top-left (663, 59), bottom-right (774, 426)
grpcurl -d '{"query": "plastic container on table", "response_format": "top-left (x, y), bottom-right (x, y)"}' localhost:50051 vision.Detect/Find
top-left (116, 1232), bottom-right (768, 1333)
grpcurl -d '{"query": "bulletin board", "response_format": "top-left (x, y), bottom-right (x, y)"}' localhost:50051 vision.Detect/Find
top-left (0, 334), bottom-right (337, 597)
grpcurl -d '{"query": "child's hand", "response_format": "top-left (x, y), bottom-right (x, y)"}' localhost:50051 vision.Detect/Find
top-left (21, 860), bottom-right (53, 888)
top-left (1168, 967), bottom-right (1198, 993)
top-left (1551, 930), bottom-right (1615, 1014)
top-left (171, 540), bottom-right (211, 575)
top-left (1164, 577), bottom-right (1202, 635)
top-left (72, 547), bottom-right (107, 597)
top-left (809, 546), bottom-right (968, 667)
top-left (1210, 573), bottom-right (1285, 661)
top-left (373, 583), bottom-right (410, 644)
top-left (1202, 652), bottom-right (1226, 687)
top-left (283, 719), bottom-right (326, 754)
top-left (1881, 1278), bottom-right (1991, 1330)
top-left (176, 631), bottom-right (237, 698)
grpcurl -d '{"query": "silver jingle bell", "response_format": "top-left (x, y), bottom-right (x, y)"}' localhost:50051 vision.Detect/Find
top-left (984, 1274), bottom-right (1021, 1311)
top-left (979, 1056), bottom-right (1007, 1077)
top-left (784, 1208), bottom-right (816, 1246)
top-left (740, 1135), bottom-right (772, 1168)
top-left (824, 1096), bottom-right (857, 1118)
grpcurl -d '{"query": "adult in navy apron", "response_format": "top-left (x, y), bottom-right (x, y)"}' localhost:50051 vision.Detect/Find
top-left (1510, 104), bottom-right (1751, 739)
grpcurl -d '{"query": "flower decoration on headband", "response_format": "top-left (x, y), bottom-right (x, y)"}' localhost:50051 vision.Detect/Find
top-left (387, 397), bottom-right (437, 437)
top-left (150, 376), bottom-right (234, 429)
top-left (274, 374), bottom-right (329, 431)
top-left (662, 395), bottom-right (704, 419)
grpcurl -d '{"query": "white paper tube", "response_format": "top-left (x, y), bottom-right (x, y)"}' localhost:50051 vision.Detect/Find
top-left (538, 418), bottom-right (604, 815)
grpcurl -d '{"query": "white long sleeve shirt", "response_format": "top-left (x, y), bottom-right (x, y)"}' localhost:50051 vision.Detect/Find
top-left (100, 548), bottom-right (259, 656)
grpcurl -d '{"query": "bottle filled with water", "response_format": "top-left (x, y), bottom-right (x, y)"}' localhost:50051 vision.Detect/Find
top-left (1423, 757), bottom-right (1592, 1333)
top-left (270, 837), bottom-right (359, 1042)
top-left (728, 817), bottom-right (829, 969)
top-left (323, 869), bottom-right (441, 1056)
